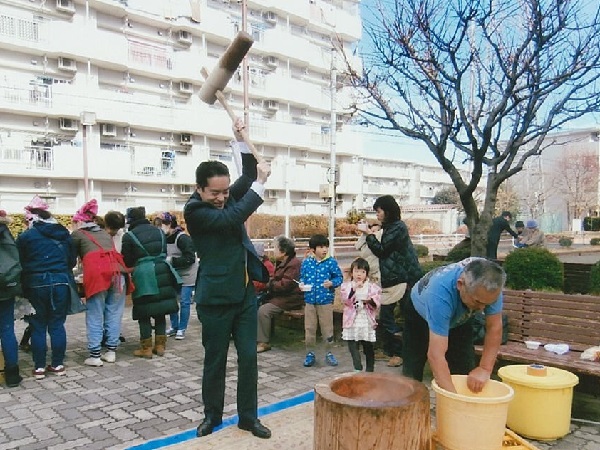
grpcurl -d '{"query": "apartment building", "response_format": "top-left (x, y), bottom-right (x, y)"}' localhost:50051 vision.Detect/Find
top-left (0, 0), bottom-right (459, 224)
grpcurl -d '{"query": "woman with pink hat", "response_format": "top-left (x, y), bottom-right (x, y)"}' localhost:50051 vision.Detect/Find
top-left (71, 199), bottom-right (130, 366)
top-left (16, 196), bottom-right (77, 379)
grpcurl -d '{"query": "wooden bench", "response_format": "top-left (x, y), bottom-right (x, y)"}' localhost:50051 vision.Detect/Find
top-left (475, 289), bottom-right (600, 380)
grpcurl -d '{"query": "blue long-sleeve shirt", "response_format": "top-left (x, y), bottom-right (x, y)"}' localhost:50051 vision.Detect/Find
top-left (300, 255), bottom-right (343, 305)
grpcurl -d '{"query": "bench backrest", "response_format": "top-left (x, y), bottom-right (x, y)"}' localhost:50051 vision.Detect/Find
top-left (503, 289), bottom-right (600, 352)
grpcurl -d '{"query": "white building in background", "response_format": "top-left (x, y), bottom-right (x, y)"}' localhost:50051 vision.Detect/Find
top-left (0, 0), bottom-right (461, 232)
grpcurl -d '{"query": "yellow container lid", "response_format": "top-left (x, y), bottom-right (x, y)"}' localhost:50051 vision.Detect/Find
top-left (498, 365), bottom-right (579, 389)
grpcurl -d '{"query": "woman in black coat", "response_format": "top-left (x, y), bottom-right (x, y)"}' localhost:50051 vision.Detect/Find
top-left (121, 207), bottom-right (179, 358)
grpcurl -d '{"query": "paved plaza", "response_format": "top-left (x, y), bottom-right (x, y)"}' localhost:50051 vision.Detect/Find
top-left (0, 306), bottom-right (598, 450)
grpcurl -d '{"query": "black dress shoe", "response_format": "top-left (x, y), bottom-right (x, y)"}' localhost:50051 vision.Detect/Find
top-left (238, 420), bottom-right (271, 439)
top-left (196, 418), bottom-right (221, 437)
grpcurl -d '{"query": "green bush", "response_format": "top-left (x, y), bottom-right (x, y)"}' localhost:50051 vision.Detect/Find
top-left (558, 236), bottom-right (573, 247)
top-left (503, 247), bottom-right (563, 291)
top-left (590, 261), bottom-right (600, 295)
top-left (414, 244), bottom-right (429, 258)
top-left (590, 238), bottom-right (600, 246)
top-left (446, 238), bottom-right (472, 262)
top-left (420, 260), bottom-right (448, 275)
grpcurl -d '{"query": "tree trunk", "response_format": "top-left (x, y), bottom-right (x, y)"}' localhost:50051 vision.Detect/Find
top-left (314, 373), bottom-right (431, 450)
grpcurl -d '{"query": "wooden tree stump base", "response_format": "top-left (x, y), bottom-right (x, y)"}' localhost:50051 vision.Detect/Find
top-left (314, 372), bottom-right (431, 449)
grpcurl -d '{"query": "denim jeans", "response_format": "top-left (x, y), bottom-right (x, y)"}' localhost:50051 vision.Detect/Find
top-left (28, 283), bottom-right (68, 369)
top-left (379, 302), bottom-right (402, 357)
top-left (0, 298), bottom-right (19, 368)
top-left (86, 275), bottom-right (126, 353)
top-left (169, 285), bottom-right (193, 331)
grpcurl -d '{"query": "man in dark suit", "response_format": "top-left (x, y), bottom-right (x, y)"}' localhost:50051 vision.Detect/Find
top-left (184, 118), bottom-right (272, 439)
top-left (486, 211), bottom-right (518, 260)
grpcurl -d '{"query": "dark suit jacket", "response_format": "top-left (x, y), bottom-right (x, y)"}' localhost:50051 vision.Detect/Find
top-left (184, 154), bottom-right (269, 306)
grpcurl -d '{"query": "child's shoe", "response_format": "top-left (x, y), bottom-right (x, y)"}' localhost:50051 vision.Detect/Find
top-left (303, 352), bottom-right (316, 367)
top-left (325, 352), bottom-right (338, 366)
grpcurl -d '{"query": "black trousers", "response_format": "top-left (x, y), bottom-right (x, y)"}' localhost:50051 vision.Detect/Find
top-left (401, 297), bottom-right (475, 381)
top-left (197, 283), bottom-right (258, 425)
top-left (347, 340), bottom-right (374, 372)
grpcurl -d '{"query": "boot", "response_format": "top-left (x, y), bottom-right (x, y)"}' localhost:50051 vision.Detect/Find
top-left (133, 338), bottom-right (153, 359)
top-left (5, 365), bottom-right (23, 388)
top-left (153, 335), bottom-right (167, 357)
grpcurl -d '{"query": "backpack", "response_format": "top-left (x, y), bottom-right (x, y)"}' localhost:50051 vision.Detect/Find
top-left (80, 230), bottom-right (130, 298)
top-left (0, 226), bottom-right (22, 296)
top-left (128, 231), bottom-right (182, 300)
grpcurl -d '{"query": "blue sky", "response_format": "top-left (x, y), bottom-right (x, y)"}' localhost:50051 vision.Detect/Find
top-left (356, 0), bottom-right (600, 164)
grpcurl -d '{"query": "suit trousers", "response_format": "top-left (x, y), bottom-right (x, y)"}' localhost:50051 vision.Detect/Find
top-left (197, 283), bottom-right (258, 425)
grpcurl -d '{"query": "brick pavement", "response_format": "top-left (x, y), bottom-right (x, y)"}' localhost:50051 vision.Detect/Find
top-left (0, 307), bottom-right (598, 450)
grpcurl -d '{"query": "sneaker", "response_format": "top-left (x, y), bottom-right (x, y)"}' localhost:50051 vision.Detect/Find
top-left (325, 352), bottom-right (338, 366)
top-left (165, 328), bottom-right (177, 337)
top-left (387, 356), bottom-right (403, 367)
top-left (46, 365), bottom-right (66, 376)
top-left (175, 330), bottom-right (185, 340)
top-left (101, 351), bottom-right (116, 363)
top-left (32, 368), bottom-right (46, 380)
top-left (84, 357), bottom-right (104, 367)
top-left (303, 352), bottom-right (316, 367)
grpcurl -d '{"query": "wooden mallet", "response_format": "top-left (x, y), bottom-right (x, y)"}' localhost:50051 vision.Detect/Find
top-left (199, 31), bottom-right (264, 164)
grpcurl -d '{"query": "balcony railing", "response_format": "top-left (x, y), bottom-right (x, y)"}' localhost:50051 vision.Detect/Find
top-left (1, 146), bottom-right (53, 170)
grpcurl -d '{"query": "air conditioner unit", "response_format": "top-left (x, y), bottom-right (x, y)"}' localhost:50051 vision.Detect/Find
top-left (59, 117), bottom-right (78, 131)
top-left (180, 133), bottom-right (193, 145)
top-left (58, 57), bottom-right (77, 72)
top-left (319, 184), bottom-right (333, 198)
top-left (301, 109), bottom-right (309, 116)
top-left (264, 99), bottom-right (279, 111)
top-left (180, 185), bottom-right (193, 194)
top-left (264, 55), bottom-right (278, 68)
top-left (263, 11), bottom-right (276, 24)
top-left (267, 190), bottom-right (277, 199)
top-left (56, 0), bottom-right (75, 14)
top-left (101, 123), bottom-right (117, 137)
top-left (176, 30), bottom-right (192, 45)
top-left (179, 81), bottom-right (193, 94)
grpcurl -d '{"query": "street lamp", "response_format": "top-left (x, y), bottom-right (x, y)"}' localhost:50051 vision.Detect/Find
top-left (80, 111), bottom-right (96, 202)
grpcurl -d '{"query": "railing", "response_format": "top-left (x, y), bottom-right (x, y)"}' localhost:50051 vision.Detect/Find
top-left (1, 146), bottom-right (53, 170)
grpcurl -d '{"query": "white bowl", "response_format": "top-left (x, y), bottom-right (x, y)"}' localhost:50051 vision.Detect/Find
top-left (525, 340), bottom-right (541, 350)
top-left (300, 284), bottom-right (313, 292)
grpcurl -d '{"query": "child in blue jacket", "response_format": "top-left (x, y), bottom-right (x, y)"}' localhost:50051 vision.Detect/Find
top-left (299, 234), bottom-right (343, 367)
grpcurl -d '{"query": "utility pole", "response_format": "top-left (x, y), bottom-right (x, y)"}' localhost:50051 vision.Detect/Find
top-left (328, 46), bottom-right (337, 256)
top-left (241, 0), bottom-right (249, 127)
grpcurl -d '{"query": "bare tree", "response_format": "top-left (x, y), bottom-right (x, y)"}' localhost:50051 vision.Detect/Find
top-left (549, 149), bottom-right (599, 223)
top-left (345, 0), bottom-right (600, 255)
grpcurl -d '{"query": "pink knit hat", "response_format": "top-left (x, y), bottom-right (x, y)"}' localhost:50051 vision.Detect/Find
top-left (72, 198), bottom-right (98, 223)
top-left (24, 195), bottom-right (49, 212)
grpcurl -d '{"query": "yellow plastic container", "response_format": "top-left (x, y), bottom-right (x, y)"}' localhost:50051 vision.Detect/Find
top-left (498, 365), bottom-right (579, 440)
top-left (432, 375), bottom-right (514, 450)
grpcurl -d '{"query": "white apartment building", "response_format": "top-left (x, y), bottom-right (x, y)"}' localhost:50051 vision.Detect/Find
top-left (0, 0), bottom-right (459, 227)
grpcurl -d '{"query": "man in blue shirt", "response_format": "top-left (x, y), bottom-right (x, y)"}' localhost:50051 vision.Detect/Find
top-left (402, 258), bottom-right (505, 393)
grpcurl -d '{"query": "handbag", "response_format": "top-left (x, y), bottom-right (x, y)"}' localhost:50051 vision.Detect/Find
top-left (67, 282), bottom-right (87, 315)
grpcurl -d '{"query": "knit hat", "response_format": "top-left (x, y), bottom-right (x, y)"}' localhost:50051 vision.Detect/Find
top-left (515, 221), bottom-right (524, 228)
top-left (159, 211), bottom-right (175, 225)
top-left (72, 198), bottom-right (98, 223)
top-left (526, 220), bottom-right (538, 229)
top-left (24, 195), bottom-right (49, 212)
top-left (126, 206), bottom-right (146, 224)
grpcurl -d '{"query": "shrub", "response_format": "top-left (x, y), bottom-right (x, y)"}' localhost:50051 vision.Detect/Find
top-left (558, 236), bottom-right (573, 247)
top-left (503, 247), bottom-right (563, 291)
top-left (590, 238), bottom-right (600, 246)
top-left (590, 261), bottom-right (600, 295)
top-left (446, 238), bottom-right (472, 262)
top-left (420, 260), bottom-right (448, 275)
top-left (414, 244), bottom-right (429, 257)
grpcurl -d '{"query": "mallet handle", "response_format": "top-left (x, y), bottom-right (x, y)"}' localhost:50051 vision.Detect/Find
top-left (201, 68), bottom-right (265, 165)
